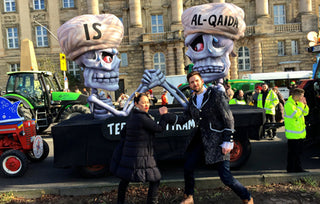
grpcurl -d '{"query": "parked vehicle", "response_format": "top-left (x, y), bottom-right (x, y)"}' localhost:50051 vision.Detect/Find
top-left (298, 44), bottom-right (320, 144)
top-left (227, 79), bottom-right (264, 92)
top-left (3, 71), bottom-right (90, 133)
top-left (0, 97), bottom-right (49, 177)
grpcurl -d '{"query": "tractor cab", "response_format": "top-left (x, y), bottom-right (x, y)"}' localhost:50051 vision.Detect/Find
top-left (6, 71), bottom-right (61, 108)
top-left (4, 71), bottom-right (90, 133)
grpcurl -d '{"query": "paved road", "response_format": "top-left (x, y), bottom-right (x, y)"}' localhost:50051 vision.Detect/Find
top-left (0, 127), bottom-right (319, 197)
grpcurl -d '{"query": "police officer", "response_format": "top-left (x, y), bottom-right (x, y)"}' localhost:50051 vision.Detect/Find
top-left (257, 83), bottom-right (279, 139)
top-left (284, 88), bottom-right (309, 173)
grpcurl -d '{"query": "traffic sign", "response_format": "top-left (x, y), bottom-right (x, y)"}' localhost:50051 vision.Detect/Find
top-left (60, 53), bottom-right (67, 71)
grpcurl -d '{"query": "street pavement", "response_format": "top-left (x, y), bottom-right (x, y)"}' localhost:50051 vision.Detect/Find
top-left (0, 127), bottom-right (320, 199)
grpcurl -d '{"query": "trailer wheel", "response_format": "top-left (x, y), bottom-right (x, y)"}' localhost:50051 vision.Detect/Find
top-left (230, 139), bottom-right (251, 169)
top-left (78, 165), bottom-right (108, 178)
top-left (0, 150), bottom-right (29, 177)
top-left (26, 140), bottom-right (50, 162)
top-left (60, 105), bottom-right (90, 121)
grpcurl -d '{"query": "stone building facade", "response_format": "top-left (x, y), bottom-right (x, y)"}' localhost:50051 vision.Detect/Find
top-left (0, 0), bottom-right (318, 98)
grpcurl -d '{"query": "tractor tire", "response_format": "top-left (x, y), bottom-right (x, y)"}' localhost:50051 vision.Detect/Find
top-left (0, 150), bottom-right (29, 178)
top-left (60, 104), bottom-right (90, 121)
top-left (26, 140), bottom-right (50, 162)
top-left (77, 165), bottom-right (109, 178)
top-left (230, 139), bottom-right (251, 169)
top-left (17, 103), bottom-right (33, 120)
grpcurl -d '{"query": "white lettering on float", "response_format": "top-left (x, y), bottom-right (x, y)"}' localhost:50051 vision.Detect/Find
top-left (107, 122), bottom-right (126, 135)
top-left (106, 120), bottom-right (195, 136)
top-left (166, 120), bottom-right (195, 131)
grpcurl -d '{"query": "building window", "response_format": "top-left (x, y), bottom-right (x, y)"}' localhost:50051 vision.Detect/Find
top-left (238, 47), bottom-right (251, 71)
top-left (34, 0), bottom-right (45, 10)
top-left (7, 27), bottom-right (19, 49)
top-left (151, 15), bottom-right (164, 33)
top-left (35, 26), bottom-right (48, 47)
top-left (291, 40), bottom-right (299, 55)
top-left (10, 63), bottom-right (20, 72)
top-left (120, 53), bottom-right (128, 67)
top-left (153, 52), bottom-right (166, 74)
top-left (285, 68), bottom-right (295, 72)
top-left (62, 0), bottom-right (74, 8)
top-left (4, 0), bottom-right (16, 12)
top-left (67, 61), bottom-right (81, 80)
top-left (274, 5), bottom-right (286, 25)
top-left (278, 41), bottom-right (285, 56)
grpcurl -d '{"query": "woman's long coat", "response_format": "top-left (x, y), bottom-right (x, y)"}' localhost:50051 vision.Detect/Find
top-left (167, 86), bottom-right (234, 164)
top-left (110, 108), bottom-right (167, 182)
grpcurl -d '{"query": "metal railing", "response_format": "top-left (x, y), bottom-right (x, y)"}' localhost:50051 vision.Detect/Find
top-left (275, 23), bottom-right (302, 32)
top-left (142, 30), bottom-right (183, 43)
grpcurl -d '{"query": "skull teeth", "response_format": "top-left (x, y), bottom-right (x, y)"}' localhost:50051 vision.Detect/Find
top-left (194, 66), bottom-right (224, 73)
top-left (92, 71), bottom-right (119, 84)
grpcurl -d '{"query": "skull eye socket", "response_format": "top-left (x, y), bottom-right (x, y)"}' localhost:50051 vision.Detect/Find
top-left (102, 52), bottom-right (113, 63)
top-left (191, 36), bottom-right (204, 52)
top-left (87, 51), bottom-right (96, 60)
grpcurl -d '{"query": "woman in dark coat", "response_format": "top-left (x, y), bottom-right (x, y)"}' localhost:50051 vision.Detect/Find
top-left (110, 92), bottom-right (168, 204)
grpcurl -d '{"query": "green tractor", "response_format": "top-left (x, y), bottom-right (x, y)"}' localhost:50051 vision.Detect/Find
top-left (3, 71), bottom-right (90, 133)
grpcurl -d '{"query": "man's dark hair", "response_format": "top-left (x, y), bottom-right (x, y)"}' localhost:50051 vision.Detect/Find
top-left (187, 71), bottom-right (202, 82)
top-left (291, 88), bottom-right (305, 96)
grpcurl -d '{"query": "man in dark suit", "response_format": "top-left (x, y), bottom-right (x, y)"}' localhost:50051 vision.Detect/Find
top-left (161, 71), bottom-right (253, 204)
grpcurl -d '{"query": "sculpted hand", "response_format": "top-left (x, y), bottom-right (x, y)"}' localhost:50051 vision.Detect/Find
top-left (141, 69), bottom-right (166, 89)
top-left (159, 106), bottom-right (168, 115)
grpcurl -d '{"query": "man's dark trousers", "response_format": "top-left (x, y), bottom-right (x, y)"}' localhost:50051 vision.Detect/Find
top-left (266, 114), bottom-right (276, 137)
top-left (287, 139), bottom-right (304, 172)
top-left (183, 139), bottom-right (251, 200)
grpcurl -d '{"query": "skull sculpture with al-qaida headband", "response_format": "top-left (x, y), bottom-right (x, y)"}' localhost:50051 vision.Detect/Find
top-left (182, 3), bottom-right (246, 89)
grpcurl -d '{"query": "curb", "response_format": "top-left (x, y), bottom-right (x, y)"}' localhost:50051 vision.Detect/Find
top-left (2, 171), bottom-right (320, 199)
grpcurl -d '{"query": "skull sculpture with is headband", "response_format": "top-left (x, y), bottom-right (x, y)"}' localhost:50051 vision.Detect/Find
top-left (58, 14), bottom-right (188, 119)
top-left (182, 3), bottom-right (246, 89)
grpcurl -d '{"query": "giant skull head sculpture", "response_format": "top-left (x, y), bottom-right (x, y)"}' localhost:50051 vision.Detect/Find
top-left (57, 14), bottom-right (124, 91)
top-left (75, 48), bottom-right (120, 91)
top-left (182, 3), bottom-right (246, 83)
top-left (185, 33), bottom-right (234, 83)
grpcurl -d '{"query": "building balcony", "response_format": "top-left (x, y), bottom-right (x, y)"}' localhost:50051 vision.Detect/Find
top-left (142, 30), bottom-right (184, 43)
top-left (275, 23), bottom-right (302, 32)
top-left (245, 25), bottom-right (255, 36)
top-left (245, 23), bottom-right (302, 36)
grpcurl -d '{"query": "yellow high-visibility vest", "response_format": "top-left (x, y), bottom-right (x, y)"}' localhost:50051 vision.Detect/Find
top-left (284, 96), bottom-right (309, 139)
top-left (257, 90), bottom-right (279, 115)
top-left (229, 98), bottom-right (246, 105)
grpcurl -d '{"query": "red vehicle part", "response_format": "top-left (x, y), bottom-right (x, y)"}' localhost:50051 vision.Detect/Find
top-left (0, 120), bottom-right (36, 153)
top-left (0, 120), bottom-right (38, 177)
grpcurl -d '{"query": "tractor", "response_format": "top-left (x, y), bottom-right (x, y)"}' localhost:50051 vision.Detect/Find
top-left (3, 71), bottom-right (90, 133)
top-left (0, 97), bottom-right (49, 177)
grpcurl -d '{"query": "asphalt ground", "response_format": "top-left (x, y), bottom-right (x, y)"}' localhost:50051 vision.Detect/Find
top-left (1, 127), bottom-right (320, 199)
